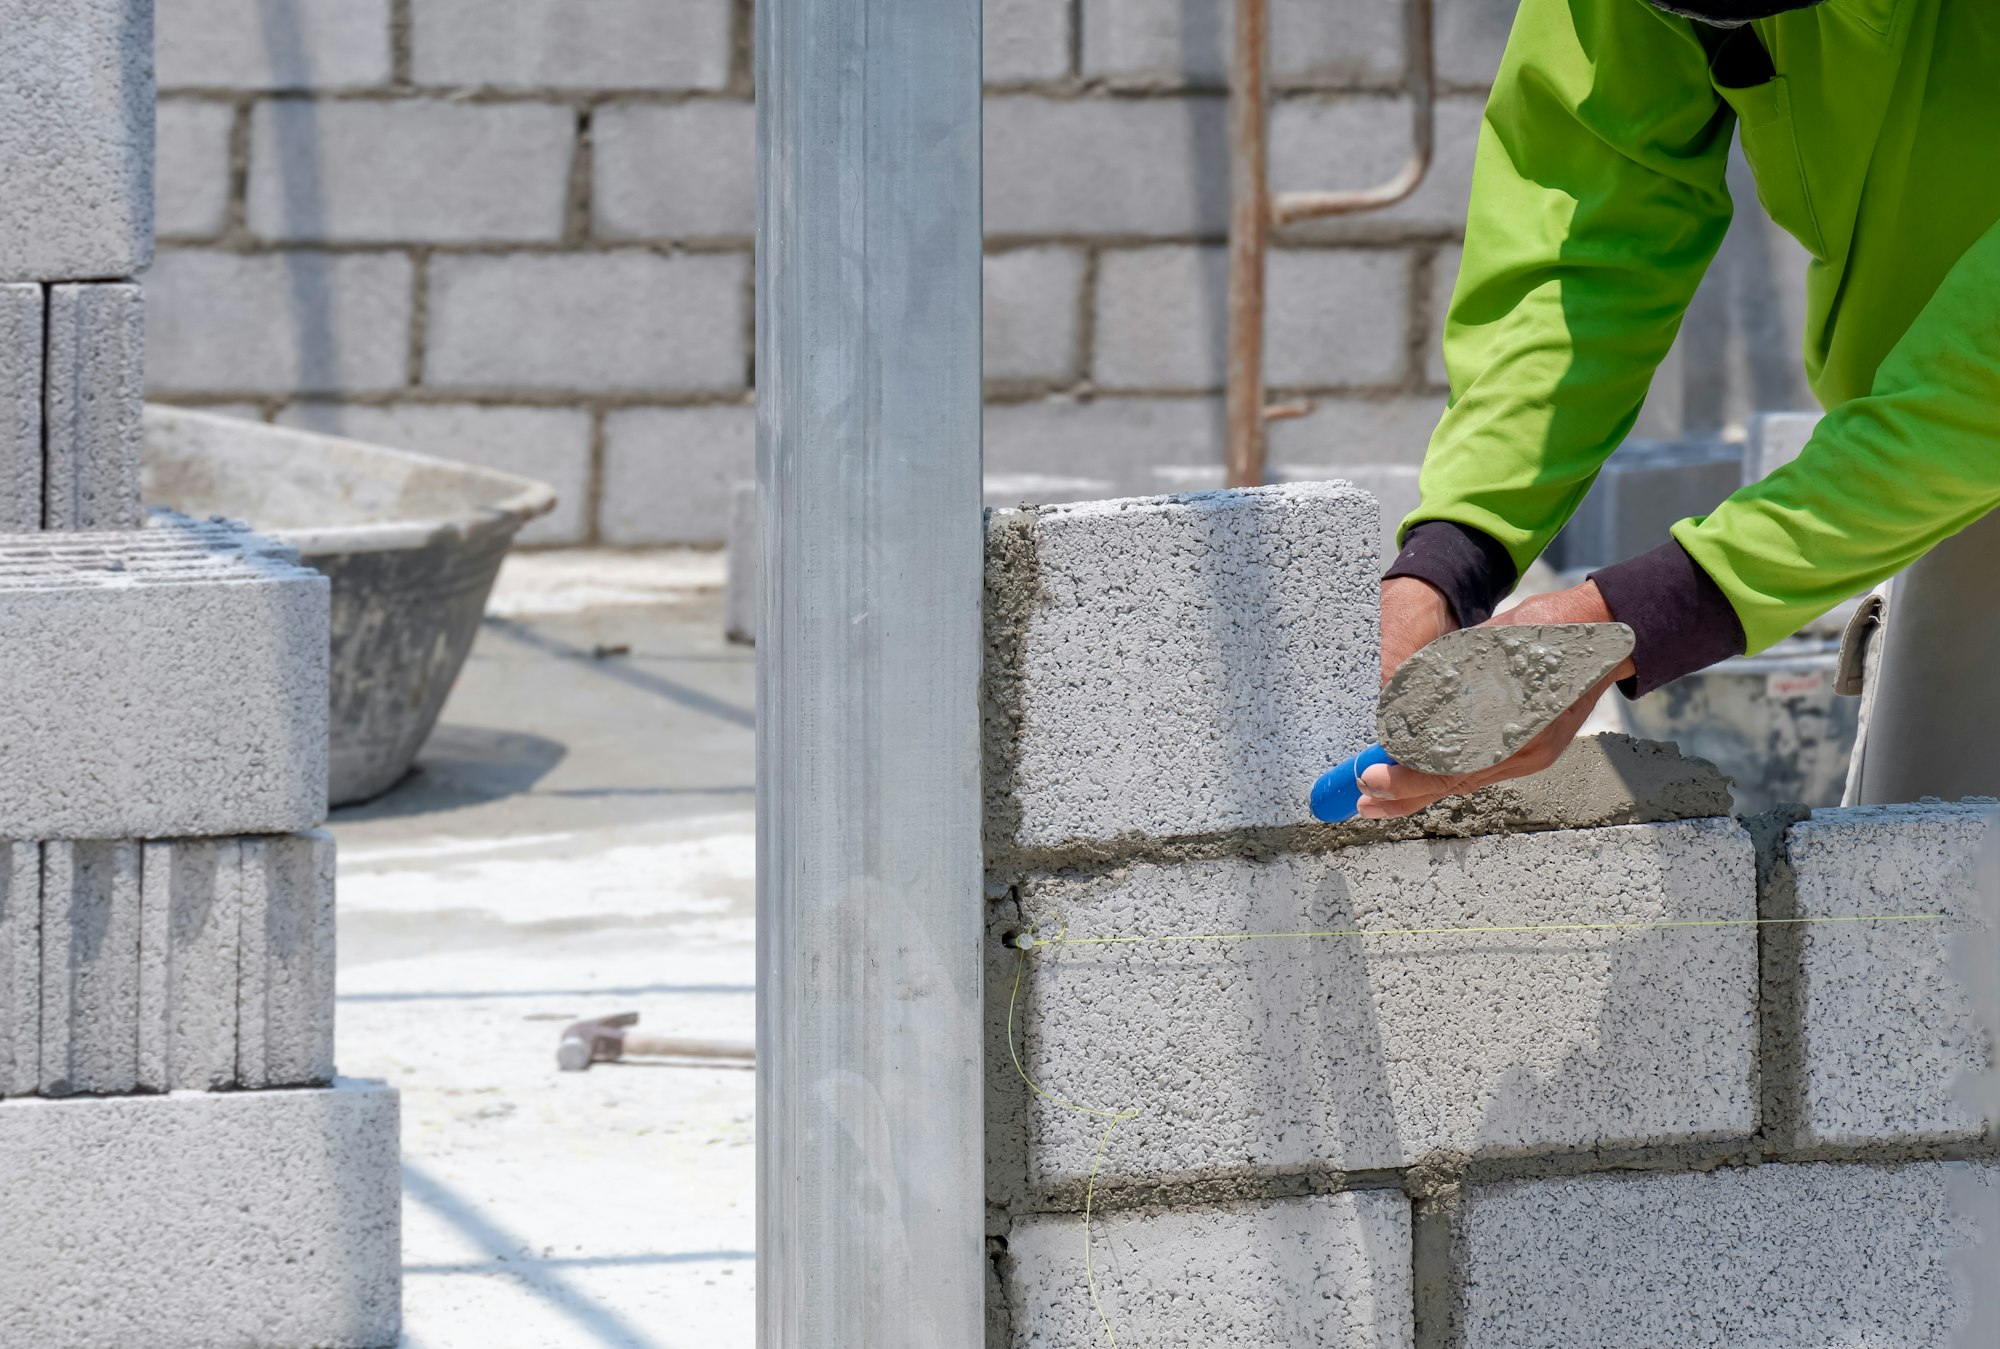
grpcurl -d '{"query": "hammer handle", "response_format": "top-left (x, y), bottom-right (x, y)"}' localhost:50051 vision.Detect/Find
top-left (619, 1033), bottom-right (755, 1063)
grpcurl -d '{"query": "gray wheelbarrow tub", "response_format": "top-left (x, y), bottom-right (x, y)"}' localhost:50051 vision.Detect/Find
top-left (142, 405), bottom-right (558, 807)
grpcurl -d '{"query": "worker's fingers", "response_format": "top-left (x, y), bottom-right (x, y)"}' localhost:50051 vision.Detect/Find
top-left (1357, 761), bottom-right (1478, 803)
top-left (1355, 789), bottom-right (1455, 820)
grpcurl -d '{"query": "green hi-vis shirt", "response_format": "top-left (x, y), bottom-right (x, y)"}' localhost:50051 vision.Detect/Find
top-left (1413, 0), bottom-right (2000, 653)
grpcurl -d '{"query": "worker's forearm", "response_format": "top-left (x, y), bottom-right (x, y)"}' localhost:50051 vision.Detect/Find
top-left (1674, 214), bottom-right (2000, 654)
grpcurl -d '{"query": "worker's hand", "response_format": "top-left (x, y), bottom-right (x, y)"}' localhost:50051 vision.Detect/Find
top-left (1356, 580), bottom-right (1635, 820)
top-left (1380, 575), bottom-right (1459, 686)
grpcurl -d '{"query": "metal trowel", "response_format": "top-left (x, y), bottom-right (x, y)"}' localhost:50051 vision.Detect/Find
top-left (1309, 622), bottom-right (1635, 822)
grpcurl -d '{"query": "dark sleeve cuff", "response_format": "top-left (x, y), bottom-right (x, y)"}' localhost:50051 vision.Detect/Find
top-left (1589, 540), bottom-right (1747, 698)
top-left (1383, 520), bottom-right (1519, 628)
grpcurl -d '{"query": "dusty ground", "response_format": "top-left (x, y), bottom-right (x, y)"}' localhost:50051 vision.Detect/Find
top-left (329, 550), bottom-right (755, 1349)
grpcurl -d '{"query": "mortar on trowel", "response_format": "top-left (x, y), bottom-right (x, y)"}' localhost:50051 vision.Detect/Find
top-left (1310, 623), bottom-right (1636, 822)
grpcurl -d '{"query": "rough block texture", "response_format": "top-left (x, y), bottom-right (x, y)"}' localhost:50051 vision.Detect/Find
top-left (1786, 803), bottom-right (1995, 1146)
top-left (592, 102), bottom-right (756, 239)
top-left (990, 821), bottom-right (1757, 1200)
top-left (147, 249), bottom-right (414, 394)
top-left (138, 838), bottom-right (242, 1092)
top-left (1082, 0), bottom-right (1402, 86)
top-left (0, 0), bottom-right (153, 281)
top-left (278, 401), bottom-right (591, 545)
top-left (248, 99), bottom-right (574, 244)
top-left (0, 844), bottom-right (39, 1095)
top-left (411, 0), bottom-right (732, 89)
top-left (1003, 1191), bottom-right (1413, 1347)
top-left (156, 0), bottom-right (392, 89)
top-left (987, 0), bottom-right (1070, 82)
top-left (0, 283), bottom-right (41, 531)
top-left (601, 404), bottom-right (756, 545)
top-left (154, 98), bottom-right (235, 237)
top-left (0, 520), bottom-right (330, 839)
top-left (426, 252), bottom-right (748, 393)
top-left (44, 282), bottom-right (146, 531)
top-left (986, 247), bottom-right (1087, 386)
top-left (39, 842), bottom-right (144, 1097)
top-left (237, 831), bottom-right (337, 1088)
top-left (985, 484), bottom-right (1379, 854)
top-left (0, 1080), bottom-right (401, 1348)
top-left (986, 96), bottom-right (1228, 237)
top-left (1456, 1163), bottom-right (1996, 1347)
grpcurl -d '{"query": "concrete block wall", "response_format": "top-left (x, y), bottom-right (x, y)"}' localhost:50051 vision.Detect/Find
top-left (148, 0), bottom-right (1813, 549)
top-left (983, 485), bottom-right (1995, 1346)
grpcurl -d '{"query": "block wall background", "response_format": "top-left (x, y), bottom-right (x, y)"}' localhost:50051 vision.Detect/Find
top-left (147, 0), bottom-right (1813, 547)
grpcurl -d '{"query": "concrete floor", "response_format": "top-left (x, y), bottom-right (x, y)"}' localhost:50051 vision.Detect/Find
top-left (329, 550), bottom-right (756, 1349)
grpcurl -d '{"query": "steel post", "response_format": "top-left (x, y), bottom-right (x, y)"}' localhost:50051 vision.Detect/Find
top-left (755, 1), bottom-right (986, 1346)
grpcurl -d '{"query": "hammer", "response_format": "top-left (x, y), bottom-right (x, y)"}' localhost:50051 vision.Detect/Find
top-left (557, 1011), bottom-right (756, 1072)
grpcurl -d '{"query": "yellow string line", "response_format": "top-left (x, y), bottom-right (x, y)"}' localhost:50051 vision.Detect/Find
top-left (1004, 908), bottom-right (1950, 1347)
top-left (1030, 912), bottom-right (1950, 949)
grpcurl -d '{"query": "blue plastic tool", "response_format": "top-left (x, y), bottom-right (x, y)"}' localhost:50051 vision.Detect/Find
top-left (1309, 743), bottom-right (1398, 823)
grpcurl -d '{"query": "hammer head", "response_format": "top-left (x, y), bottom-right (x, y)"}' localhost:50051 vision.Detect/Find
top-left (557, 1011), bottom-right (641, 1072)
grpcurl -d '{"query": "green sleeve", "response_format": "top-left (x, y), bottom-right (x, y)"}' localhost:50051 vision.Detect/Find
top-left (1411, 0), bottom-right (1735, 572)
top-left (1674, 215), bottom-right (2000, 653)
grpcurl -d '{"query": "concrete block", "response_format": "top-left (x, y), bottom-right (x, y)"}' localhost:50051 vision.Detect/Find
top-left (986, 0), bottom-right (1070, 82)
top-left (137, 838), bottom-right (241, 1093)
top-left (426, 252), bottom-right (748, 394)
top-left (0, 0), bottom-right (153, 282)
top-left (1435, 0), bottom-right (1520, 88)
top-left (1264, 394), bottom-right (1442, 468)
top-left (412, 0), bottom-right (732, 90)
top-left (987, 95), bottom-right (1228, 238)
top-left (237, 831), bottom-right (337, 1089)
top-left (1785, 803), bottom-right (1995, 1146)
top-left (1271, 95), bottom-right (1483, 240)
top-left (1003, 1191), bottom-right (1413, 1347)
top-left (1088, 244), bottom-right (1416, 392)
top-left (1266, 249), bottom-right (1410, 388)
top-left (0, 519), bottom-right (330, 840)
top-left (986, 247), bottom-right (1086, 386)
top-left (0, 844), bottom-right (38, 1096)
top-left (0, 283), bottom-right (41, 532)
top-left (44, 282), bottom-right (145, 531)
top-left (39, 842), bottom-right (144, 1097)
top-left (1456, 1162), bottom-right (1996, 1346)
top-left (147, 248), bottom-right (414, 394)
top-left (1746, 410), bottom-right (1822, 485)
top-left (1552, 438), bottom-right (1743, 572)
top-left (248, 99), bottom-right (574, 244)
top-left (155, 97), bottom-right (235, 238)
top-left (156, 0), bottom-right (392, 89)
top-left (992, 820), bottom-right (1757, 1195)
top-left (1425, 243), bottom-right (1462, 388)
top-left (0, 1080), bottom-right (401, 1348)
top-left (592, 102), bottom-right (755, 240)
top-left (986, 483), bottom-right (1379, 852)
top-left (1082, 0), bottom-right (1402, 88)
top-left (277, 401), bottom-right (591, 545)
top-left (601, 404), bottom-right (756, 545)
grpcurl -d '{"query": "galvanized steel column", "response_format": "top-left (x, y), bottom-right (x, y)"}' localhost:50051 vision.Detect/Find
top-left (755, 1), bottom-right (985, 1346)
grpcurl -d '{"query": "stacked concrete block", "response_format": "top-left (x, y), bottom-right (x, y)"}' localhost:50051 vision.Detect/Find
top-left (0, 285), bottom-right (41, 531)
top-left (1003, 1191), bottom-right (1414, 1348)
top-left (0, 0), bottom-right (153, 282)
top-left (1551, 437), bottom-right (1743, 572)
top-left (1452, 1163), bottom-right (1995, 1345)
top-left (138, 836), bottom-right (243, 1092)
top-left (0, 518), bottom-right (329, 839)
top-left (1746, 409), bottom-right (1823, 484)
top-left (237, 830), bottom-right (338, 1088)
top-left (984, 483), bottom-right (1379, 857)
top-left (44, 282), bottom-right (146, 530)
top-left (1782, 802), bottom-right (1997, 1147)
top-left (0, 1079), bottom-right (401, 1348)
top-left (39, 841), bottom-right (144, 1096)
top-left (992, 820), bottom-right (1757, 1200)
top-left (0, 844), bottom-right (35, 1095)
